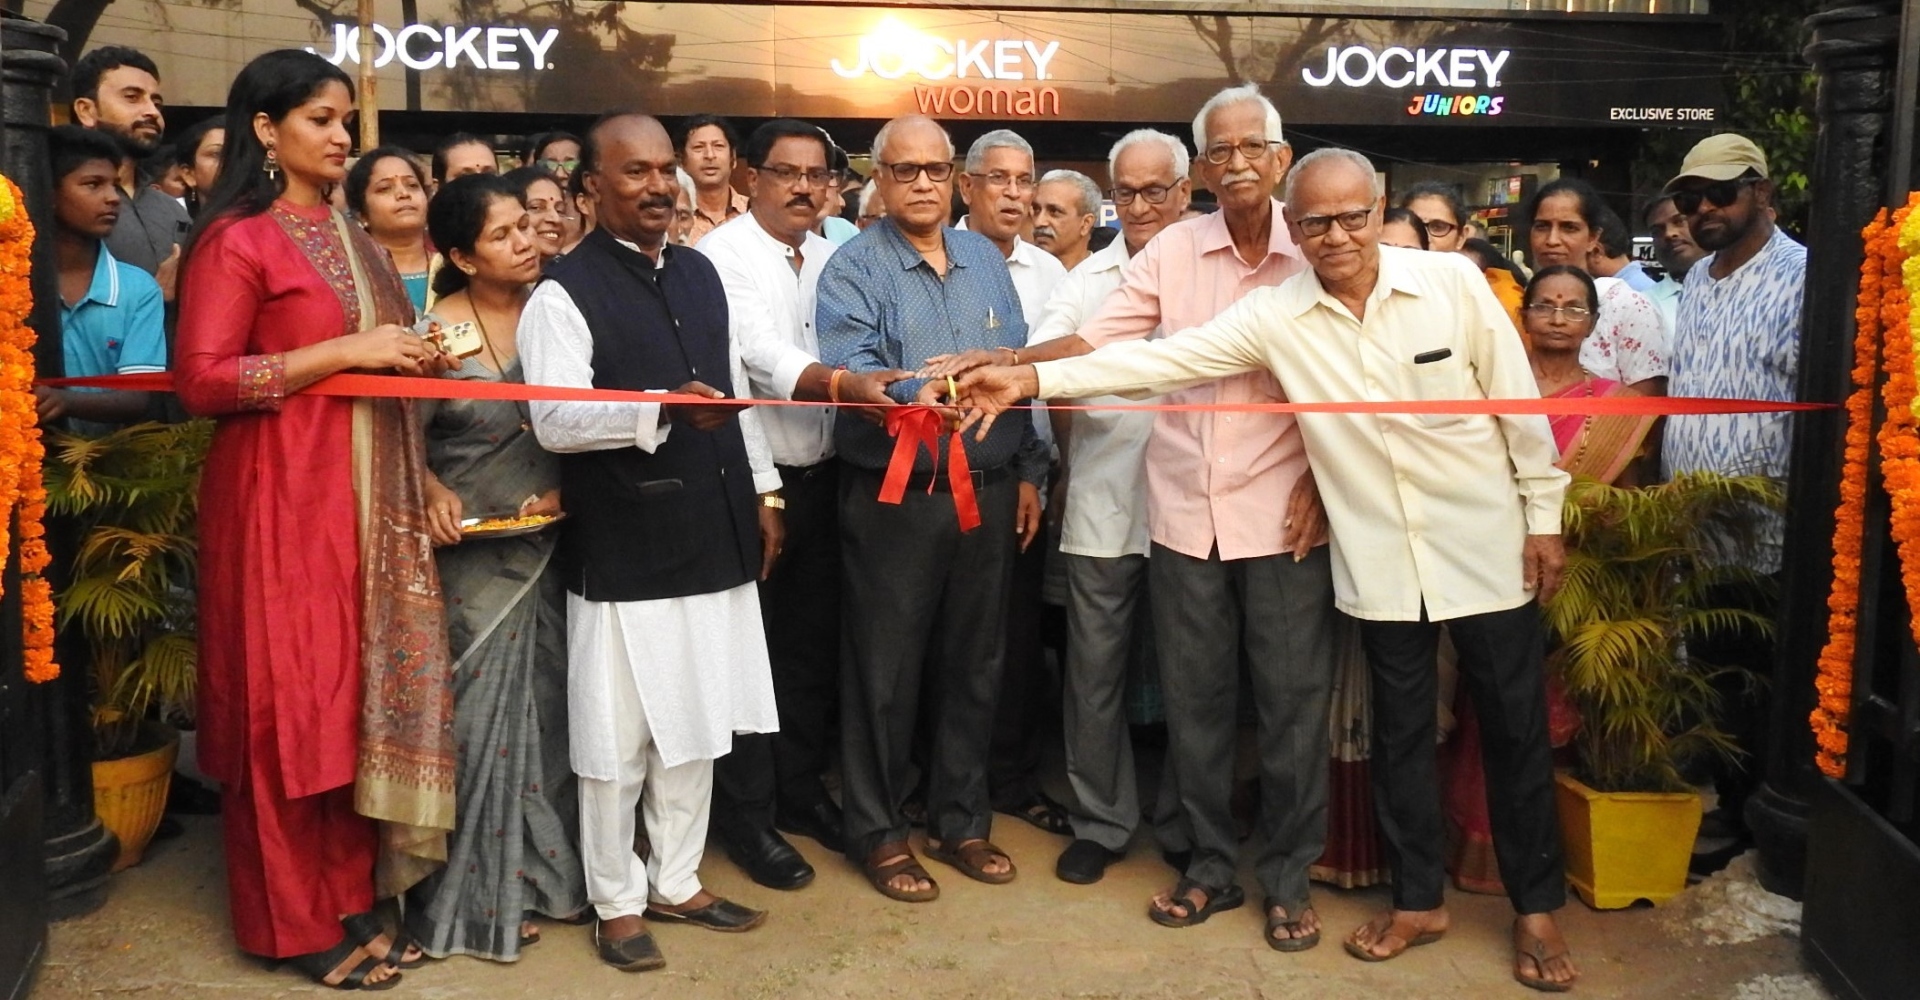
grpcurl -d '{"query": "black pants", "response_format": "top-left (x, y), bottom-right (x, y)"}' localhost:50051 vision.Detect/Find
top-left (987, 533), bottom-right (1060, 808)
top-left (1692, 578), bottom-right (1779, 830)
top-left (1358, 602), bottom-right (1565, 915)
top-left (839, 465), bottom-right (1019, 861)
top-left (711, 461), bottom-right (842, 840)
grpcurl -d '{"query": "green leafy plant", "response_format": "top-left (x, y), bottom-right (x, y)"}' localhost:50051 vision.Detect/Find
top-left (1545, 472), bottom-right (1784, 794)
top-left (43, 420), bottom-right (212, 759)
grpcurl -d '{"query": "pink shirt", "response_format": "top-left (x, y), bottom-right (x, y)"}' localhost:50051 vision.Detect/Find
top-left (1077, 199), bottom-right (1311, 561)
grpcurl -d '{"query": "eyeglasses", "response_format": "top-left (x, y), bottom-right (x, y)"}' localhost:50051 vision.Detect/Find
top-left (538, 158), bottom-right (579, 173)
top-left (757, 164), bottom-right (840, 188)
top-left (1420, 218), bottom-right (1458, 238)
top-left (1291, 208), bottom-right (1373, 238)
top-left (1109, 184), bottom-right (1173, 206)
top-left (878, 161), bottom-right (955, 184)
top-left (1522, 304), bottom-right (1594, 321)
top-left (1202, 139), bottom-right (1281, 165)
top-left (967, 170), bottom-right (1035, 193)
top-left (1671, 176), bottom-right (1758, 215)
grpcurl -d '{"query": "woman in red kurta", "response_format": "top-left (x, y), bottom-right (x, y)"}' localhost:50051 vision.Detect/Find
top-left (176, 50), bottom-right (453, 991)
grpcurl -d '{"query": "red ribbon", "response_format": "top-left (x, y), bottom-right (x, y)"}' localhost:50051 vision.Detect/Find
top-left (879, 406), bottom-right (982, 532)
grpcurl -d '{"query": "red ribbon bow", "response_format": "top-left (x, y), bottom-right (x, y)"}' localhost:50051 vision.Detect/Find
top-left (879, 406), bottom-right (982, 532)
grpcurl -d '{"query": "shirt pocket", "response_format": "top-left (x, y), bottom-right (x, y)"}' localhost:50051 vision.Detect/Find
top-left (1403, 353), bottom-right (1472, 428)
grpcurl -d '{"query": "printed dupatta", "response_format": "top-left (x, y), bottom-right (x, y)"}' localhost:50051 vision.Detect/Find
top-left (271, 203), bottom-right (457, 897)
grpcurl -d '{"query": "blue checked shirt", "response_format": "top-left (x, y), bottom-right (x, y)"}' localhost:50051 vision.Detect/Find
top-left (816, 219), bottom-right (1047, 484)
top-left (1662, 227), bottom-right (1807, 573)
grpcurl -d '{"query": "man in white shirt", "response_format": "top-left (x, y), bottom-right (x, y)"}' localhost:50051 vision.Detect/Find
top-left (1028, 129), bottom-right (1191, 886)
top-left (955, 148), bottom-right (1578, 991)
top-left (518, 113), bottom-right (782, 972)
top-left (957, 128), bottom-right (1074, 835)
top-left (1032, 169), bottom-right (1101, 271)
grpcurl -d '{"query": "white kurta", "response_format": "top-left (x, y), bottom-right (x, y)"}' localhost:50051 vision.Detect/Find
top-left (518, 268), bottom-right (780, 777)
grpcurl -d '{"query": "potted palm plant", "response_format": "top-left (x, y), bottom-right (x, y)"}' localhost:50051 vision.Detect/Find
top-left (44, 420), bottom-right (211, 871)
top-left (1545, 471), bottom-right (1782, 909)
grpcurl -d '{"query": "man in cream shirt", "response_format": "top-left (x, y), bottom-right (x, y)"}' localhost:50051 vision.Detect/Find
top-left (956, 148), bottom-right (1578, 992)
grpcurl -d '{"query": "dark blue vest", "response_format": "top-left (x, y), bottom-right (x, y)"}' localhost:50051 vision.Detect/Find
top-left (543, 229), bottom-right (760, 602)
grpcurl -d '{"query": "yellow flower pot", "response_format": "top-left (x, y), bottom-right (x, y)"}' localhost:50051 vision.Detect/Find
top-left (1554, 770), bottom-right (1701, 909)
top-left (91, 724), bottom-right (179, 872)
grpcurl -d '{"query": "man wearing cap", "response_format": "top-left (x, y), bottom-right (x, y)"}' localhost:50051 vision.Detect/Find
top-left (1660, 132), bottom-right (1806, 843)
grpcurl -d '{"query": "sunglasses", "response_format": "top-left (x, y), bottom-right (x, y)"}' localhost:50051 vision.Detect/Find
top-left (1671, 176), bottom-right (1758, 215)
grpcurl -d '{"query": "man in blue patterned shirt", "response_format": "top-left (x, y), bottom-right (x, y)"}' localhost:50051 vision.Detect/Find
top-left (1660, 132), bottom-right (1807, 842)
top-left (816, 114), bottom-right (1047, 902)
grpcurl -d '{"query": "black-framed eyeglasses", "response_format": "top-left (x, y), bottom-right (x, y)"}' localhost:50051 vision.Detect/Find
top-left (1671, 176), bottom-right (1759, 215)
top-left (1522, 304), bottom-right (1594, 321)
top-left (1291, 208), bottom-right (1373, 238)
top-left (966, 170), bottom-right (1035, 192)
top-left (1108, 184), bottom-right (1173, 206)
top-left (1421, 217), bottom-right (1458, 238)
top-left (1202, 139), bottom-right (1281, 165)
top-left (757, 163), bottom-right (840, 188)
top-left (878, 161), bottom-right (955, 183)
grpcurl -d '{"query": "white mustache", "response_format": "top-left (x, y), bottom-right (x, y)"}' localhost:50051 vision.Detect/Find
top-left (1223, 171), bottom-right (1261, 186)
top-left (1032, 225), bottom-right (1056, 240)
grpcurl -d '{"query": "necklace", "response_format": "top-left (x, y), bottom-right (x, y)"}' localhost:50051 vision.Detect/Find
top-left (468, 298), bottom-right (530, 429)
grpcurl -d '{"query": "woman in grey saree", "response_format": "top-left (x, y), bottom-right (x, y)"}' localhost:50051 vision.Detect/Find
top-left (406, 173), bottom-right (586, 961)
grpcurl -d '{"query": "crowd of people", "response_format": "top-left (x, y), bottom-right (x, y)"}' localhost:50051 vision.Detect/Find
top-left (38, 39), bottom-right (1809, 996)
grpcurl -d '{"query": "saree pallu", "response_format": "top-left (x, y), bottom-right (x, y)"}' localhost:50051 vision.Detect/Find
top-left (1311, 621), bottom-right (1387, 888)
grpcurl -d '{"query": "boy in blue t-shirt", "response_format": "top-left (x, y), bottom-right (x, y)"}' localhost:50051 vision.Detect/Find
top-left (36, 125), bottom-right (165, 434)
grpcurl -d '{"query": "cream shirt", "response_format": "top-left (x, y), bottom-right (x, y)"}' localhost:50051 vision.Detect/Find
top-left (1034, 246), bottom-right (1568, 622)
top-left (1026, 237), bottom-right (1154, 558)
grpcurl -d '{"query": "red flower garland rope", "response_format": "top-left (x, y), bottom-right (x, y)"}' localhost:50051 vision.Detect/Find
top-left (0, 177), bottom-right (58, 683)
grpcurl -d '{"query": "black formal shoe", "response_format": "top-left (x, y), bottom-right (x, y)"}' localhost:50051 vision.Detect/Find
top-left (1162, 848), bottom-right (1192, 874)
top-left (775, 799), bottom-right (846, 854)
top-left (721, 827), bottom-right (815, 890)
top-left (1055, 839), bottom-right (1124, 885)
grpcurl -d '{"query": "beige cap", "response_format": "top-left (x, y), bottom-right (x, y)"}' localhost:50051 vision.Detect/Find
top-left (1664, 134), bottom-right (1769, 192)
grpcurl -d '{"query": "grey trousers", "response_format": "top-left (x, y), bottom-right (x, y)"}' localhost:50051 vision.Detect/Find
top-left (1150, 543), bottom-right (1338, 909)
top-left (1062, 552), bottom-right (1181, 852)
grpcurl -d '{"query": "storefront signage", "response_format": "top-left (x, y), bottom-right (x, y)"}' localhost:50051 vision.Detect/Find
top-left (1302, 45), bottom-right (1511, 90)
top-left (830, 17), bottom-right (1060, 81)
top-left (312, 22), bottom-right (559, 71)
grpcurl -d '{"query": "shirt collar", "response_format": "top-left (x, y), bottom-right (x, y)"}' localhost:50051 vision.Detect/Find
top-left (878, 218), bottom-right (967, 273)
top-left (1193, 198), bottom-right (1300, 264)
top-left (74, 243), bottom-right (121, 309)
top-left (1696, 226), bottom-right (1797, 285)
top-left (694, 188), bottom-right (748, 227)
top-left (1006, 236), bottom-right (1044, 269)
top-left (1081, 238), bottom-right (1128, 274)
top-left (1276, 244), bottom-right (1419, 318)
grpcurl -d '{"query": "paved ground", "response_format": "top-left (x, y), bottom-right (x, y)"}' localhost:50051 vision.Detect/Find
top-left (31, 814), bottom-right (1821, 1000)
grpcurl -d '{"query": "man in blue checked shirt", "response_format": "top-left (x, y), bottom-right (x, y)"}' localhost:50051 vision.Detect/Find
top-left (816, 113), bottom-right (1046, 904)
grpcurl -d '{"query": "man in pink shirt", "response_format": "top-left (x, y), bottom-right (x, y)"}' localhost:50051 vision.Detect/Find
top-left (928, 83), bottom-right (1334, 949)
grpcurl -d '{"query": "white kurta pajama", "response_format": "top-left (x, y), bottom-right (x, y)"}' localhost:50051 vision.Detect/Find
top-left (519, 273), bottom-right (781, 917)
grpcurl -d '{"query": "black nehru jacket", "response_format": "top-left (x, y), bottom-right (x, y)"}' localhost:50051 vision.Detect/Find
top-left (542, 228), bottom-right (761, 603)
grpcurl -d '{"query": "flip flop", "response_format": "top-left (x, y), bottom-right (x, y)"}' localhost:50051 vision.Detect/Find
top-left (1264, 899), bottom-right (1321, 952)
top-left (1513, 928), bottom-right (1576, 993)
top-left (1147, 877), bottom-right (1245, 928)
top-left (924, 837), bottom-right (1017, 885)
top-left (283, 938), bottom-right (401, 991)
top-left (1342, 913), bottom-right (1445, 962)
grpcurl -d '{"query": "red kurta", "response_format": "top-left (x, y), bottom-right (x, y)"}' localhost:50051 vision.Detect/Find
top-left (177, 201), bottom-right (374, 956)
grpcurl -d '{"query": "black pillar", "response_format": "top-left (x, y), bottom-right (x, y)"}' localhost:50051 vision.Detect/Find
top-left (0, 14), bottom-right (118, 919)
top-left (1750, 0), bottom-right (1902, 900)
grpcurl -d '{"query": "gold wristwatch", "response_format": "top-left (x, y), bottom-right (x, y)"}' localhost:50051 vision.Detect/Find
top-left (760, 494), bottom-right (787, 510)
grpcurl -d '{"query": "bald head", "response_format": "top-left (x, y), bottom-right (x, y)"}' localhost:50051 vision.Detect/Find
top-left (585, 112), bottom-right (678, 249)
top-left (872, 114), bottom-right (956, 238)
top-left (873, 114), bottom-right (953, 164)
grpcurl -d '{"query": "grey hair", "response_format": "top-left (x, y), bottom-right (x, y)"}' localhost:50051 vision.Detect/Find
top-left (1040, 169), bottom-right (1102, 218)
top-left (872, 115), bottom-right (954, 164)
top-left (965, 128), bottom-right (1035, 173)
top-left (1192, 83), bottom-right (1285, 153)
top-left (859, 178), bottom-right (882, 213)
top-left (1107, 129), bottom-right (1190, 185)
top-left (1281, 148), bottom-right (1383, 206)
top-left (674, 167), bottom-right (694, 194)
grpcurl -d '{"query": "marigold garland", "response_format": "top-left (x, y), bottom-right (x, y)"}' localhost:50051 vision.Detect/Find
top-left (1810, 208), bottom-right (1890, 777)
top-left (0, 177), bottom-right (58, 683)
top-left (1890, 199), bottom-right (1920, 657)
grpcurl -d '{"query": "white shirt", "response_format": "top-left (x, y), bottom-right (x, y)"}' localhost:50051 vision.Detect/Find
top-left (1002, 234), bottom-right (1068, 451)
top-left (697, 213), bottom-right (837, 467)
top-left (1034, 246), bottom-right (1568, 622)
top-left (1026, 238), bottom-right (1154, 558)
top-left (517, 264), bottom-right (781, 772)
top-left (1582, 277), bottom-right (1670, 386)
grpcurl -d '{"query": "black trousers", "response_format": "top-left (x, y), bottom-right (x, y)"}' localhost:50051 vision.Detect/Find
top-left (987, 533), bottom-right (1061, 807)
top-left (1358, 602), bottom-right (1566, 915)
top-left (839, 465), bottom-right (1019, 861)
top-left (711, 461), bottom-right (842, 840)
top-left (1692, 579), bottom-right (1779, 830)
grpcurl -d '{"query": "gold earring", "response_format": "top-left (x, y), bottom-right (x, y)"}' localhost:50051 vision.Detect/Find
top-left (264, 146), bottom-right (279, 182)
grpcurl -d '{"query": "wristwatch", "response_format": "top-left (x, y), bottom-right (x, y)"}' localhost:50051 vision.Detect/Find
top-left (760, 494), bottom-right (787, 510)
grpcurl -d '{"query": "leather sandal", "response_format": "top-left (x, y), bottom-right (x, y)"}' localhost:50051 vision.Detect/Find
top-left (1147, 877), bottom-right (1245, 928)
top-left (924, 837), bottom-right (1017, 885)
top-left (1264, 899), bottom-right (1321, 952)
top-left (340, 912), bottom-right (427, 970)
top-left (643, 898), bottom-right (767, 933)
top-left (283, 938), bottom-right (401, 991)
top-left (863, 840), bottom-right (939, 902)
top-left (1513, 925), bottom-right (1576, 992)
top-left (1342, 912), bottom-right (1446, 962)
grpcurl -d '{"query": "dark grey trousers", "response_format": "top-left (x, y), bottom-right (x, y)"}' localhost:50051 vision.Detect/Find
top-left (1357, 601), bottom-right (1566, 914)
top-left (839, 466), bottom-right (1019, 862)
top-left (1150, 543), bottom-right (1337, 910)
top-left (1062, 552), bottom-right (1181, 852)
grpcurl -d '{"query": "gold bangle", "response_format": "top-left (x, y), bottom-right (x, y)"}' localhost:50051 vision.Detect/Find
top-left (999, 346), bottom-right (1020, 365)
top-left (829, 367), bottom-right (845, 403)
